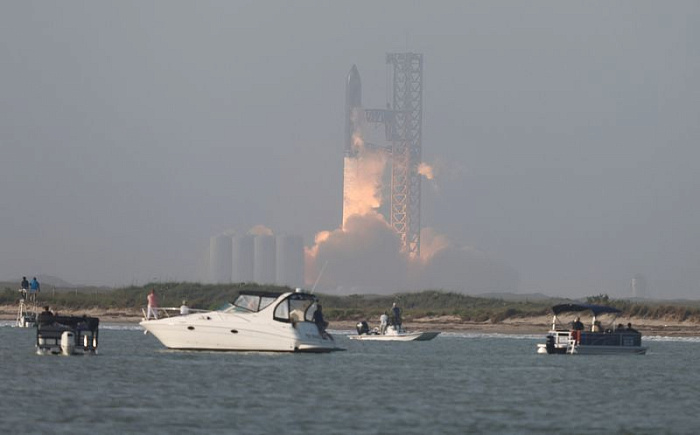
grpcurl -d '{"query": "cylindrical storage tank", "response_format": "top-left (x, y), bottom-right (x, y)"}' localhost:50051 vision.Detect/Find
top-left (232, 235), bottom-right (254, 283)
top-left (275, 235), bottom-right (304, 289)
top-left (253, 235), bottom-right (276, 285)
top-left (209, 235), bottom-right (232, 284)
top-left (631, 274), bottom-right (647, 298)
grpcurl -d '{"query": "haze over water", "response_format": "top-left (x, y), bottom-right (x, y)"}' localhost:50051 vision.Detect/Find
top-left (2, 325), bottom-right (699, 434)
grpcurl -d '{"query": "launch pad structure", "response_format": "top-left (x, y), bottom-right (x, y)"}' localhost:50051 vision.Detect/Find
top-left (387, 53), bottom-right (423, 257)
top-left (343, 52), bottom-right (424, 257)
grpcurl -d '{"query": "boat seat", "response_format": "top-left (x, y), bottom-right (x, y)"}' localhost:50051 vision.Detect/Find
top-left (289, 310), bottom-right (304, 322)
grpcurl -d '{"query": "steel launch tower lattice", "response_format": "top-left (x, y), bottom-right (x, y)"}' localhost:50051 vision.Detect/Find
top-left (387, 53), bottom-right (423, 257)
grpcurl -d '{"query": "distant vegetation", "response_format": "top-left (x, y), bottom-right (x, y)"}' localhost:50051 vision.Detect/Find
top-left (1, 282), bottom-right (699, 323)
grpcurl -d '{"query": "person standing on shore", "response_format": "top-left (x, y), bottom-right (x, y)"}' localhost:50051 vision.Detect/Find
top-left (146, 289), bottom-right (159, 320)
top-left (29, 277), bottom-right (40, 302)
top-left (20, 276), bottom-right (29, 300)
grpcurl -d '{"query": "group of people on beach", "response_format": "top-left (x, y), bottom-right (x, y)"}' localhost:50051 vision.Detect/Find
top-left (19, 276), bottom-right (41, 302)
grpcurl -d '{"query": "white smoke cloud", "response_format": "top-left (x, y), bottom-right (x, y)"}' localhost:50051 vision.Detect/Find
top-left (417, 245), bottom-right (519, 293)
top-left (308, 213), bottom-right (408, 293)
top-left (306, 215), bottom-right (519, 295)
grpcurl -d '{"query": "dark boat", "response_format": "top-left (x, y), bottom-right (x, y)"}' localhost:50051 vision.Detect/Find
top-left (36, 311), bottom-right (99, 355)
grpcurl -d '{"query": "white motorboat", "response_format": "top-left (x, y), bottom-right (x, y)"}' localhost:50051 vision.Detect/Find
top-left (140, 289), bottom-right (342, 353)
top-left (16, 296), bottom-right (37, 328)
top-left (536, 303), bottom-right (647, 355)
top-left (349, 321), bottom-right (440, 341)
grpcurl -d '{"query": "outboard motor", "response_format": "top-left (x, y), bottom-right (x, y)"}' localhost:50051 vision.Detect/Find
top-left (356, 321), bottom-right (370, 335)
top-left (545, 335), bottom-right (555, 354)
top-left (61, 331), bottom-right (75, 356)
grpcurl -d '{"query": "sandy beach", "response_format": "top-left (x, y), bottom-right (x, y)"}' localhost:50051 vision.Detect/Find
top-left (4, 304), bottom-right (699, 337)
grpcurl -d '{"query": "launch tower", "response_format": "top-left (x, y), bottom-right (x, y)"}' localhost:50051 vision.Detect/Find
top-left (342, 53), bottom-right (423, 257)
top-left (387, 53), bottom-right (423, 257)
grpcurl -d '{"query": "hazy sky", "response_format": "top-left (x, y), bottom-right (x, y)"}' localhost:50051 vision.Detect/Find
top-left (2, 1), bottom-right (698, 298)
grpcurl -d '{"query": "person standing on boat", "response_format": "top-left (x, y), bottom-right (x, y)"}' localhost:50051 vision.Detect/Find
top-left (37, 306), bottom-right (54, 325)
top-left (29, 277), bottom-right (40, 302)
top-left (313, 303), bottom-right (329, 337)
top-left (380, 312), bottom-right (389, 334)
top-left (571, 316), bottom-right (584, 343)
top-left (391, 302), bottom-right (402, 332)
top-left (179, 300), bottom-right (189, 315)
top-left (146, 289), bottom-right (159, 320)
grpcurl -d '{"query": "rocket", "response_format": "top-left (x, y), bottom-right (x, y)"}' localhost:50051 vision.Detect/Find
top-left (345, 65), bottom-right (362, 157)
top-left (342, 65), bottom-right (362, 228)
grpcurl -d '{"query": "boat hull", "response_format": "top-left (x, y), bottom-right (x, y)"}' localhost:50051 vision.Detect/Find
top-left (141, 312), bottom-right (340, 353)
top-left (537, 330), bottom-right (647, 355)
top-left (349, 331), bottom-right (440, 341)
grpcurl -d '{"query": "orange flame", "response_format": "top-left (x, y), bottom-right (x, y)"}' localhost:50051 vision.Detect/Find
top-left (418, 162), bottom-right (434, 180)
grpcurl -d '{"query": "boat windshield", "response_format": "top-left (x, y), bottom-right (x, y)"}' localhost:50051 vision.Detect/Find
top-left (273, 293), bottom-right (317, 323)
top-left (231, 294), bottom-right (279, 313)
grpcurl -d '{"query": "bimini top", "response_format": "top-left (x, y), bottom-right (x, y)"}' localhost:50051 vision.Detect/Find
top-left (552, 303), bottom-right (621, 316)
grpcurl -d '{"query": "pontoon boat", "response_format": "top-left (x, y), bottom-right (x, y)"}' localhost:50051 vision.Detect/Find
top-left (536, 303), bottom-right (646, 355)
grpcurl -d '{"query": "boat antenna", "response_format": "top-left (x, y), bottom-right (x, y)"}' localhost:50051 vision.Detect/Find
top-left (311, 260), bottom-right (328, 294)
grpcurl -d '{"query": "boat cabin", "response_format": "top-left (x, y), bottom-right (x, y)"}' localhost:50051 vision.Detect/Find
top-left (227, 290), bottom-right (320, 324)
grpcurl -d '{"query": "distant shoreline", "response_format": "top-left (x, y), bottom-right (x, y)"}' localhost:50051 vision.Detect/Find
top-left (3, 305), bottom-right (699, 337)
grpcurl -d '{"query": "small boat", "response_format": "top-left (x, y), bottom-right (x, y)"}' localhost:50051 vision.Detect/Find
top-left (36, 311), bottom-right (99, 356)
top-left (16, 297), bottom-right (37, 328)
top-left (536, 303), bottom-right (647, 355)
top-left (349, 321), bottom-right (440, 341)
top-left (140, 289), bottom-right (342, 353)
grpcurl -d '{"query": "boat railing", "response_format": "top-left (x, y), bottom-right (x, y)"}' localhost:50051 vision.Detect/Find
top-left (141, 306), bottom-right (209, 320)
top-left (579, 330), bottom-right (642, 347)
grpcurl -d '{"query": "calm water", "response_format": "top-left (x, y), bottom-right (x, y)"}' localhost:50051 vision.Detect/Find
top-left (1, 323), bottom-right (698, 435)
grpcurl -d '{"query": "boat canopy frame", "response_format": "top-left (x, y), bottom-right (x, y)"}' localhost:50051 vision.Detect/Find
top-left (551, 303), bottom-right (621, 316)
